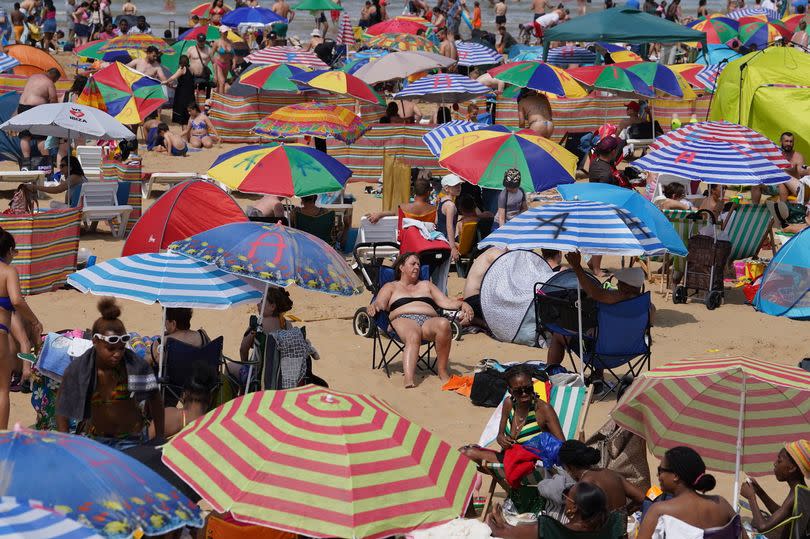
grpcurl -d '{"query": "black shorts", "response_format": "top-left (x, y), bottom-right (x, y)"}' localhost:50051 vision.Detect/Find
top-left (495, 14), bottom-right (506, 24)
top-left (465, 293), bottom-right (484, 320)
top-left (16, 103), bottom-right (36, 114)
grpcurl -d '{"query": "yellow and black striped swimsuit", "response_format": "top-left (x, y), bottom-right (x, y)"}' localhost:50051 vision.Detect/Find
top-left (505, 407), bottom-right (542, 443)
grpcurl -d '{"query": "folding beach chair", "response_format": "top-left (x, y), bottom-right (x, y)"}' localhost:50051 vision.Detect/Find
top-left (159, 336), bottom-right (224, 408)
top-left (754, 484), bottom-right (810, 539)
top-left (455, 220), bottom-right (479, 278)
top-left (538, 512), bottom-right (625, 539)
top-left (722, 204), bottom-right (775, 263)
top-left (293, 210), bottom-right (336, 245)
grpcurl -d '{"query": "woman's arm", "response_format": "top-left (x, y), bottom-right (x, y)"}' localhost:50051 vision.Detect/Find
top-left (205, 116), bottom-right (220, 140)
top-left (428, 281), bottom-right (472, 314)
top-left (443, 201), bottom-right (458, 259)
top-left (496, 398), bottom-right (514, 450)
top-left (635, 503), bottom-right (664, 539)
top-left (239, 329), bottom-right (255, 362)
top-left (367, 282), bottom-right (393, 316)
top-left (7, 269), bottom-right (41, 334)
top-left (741, 480), bottom-right (791, 531)
top-left (164, 65), bottom-right (185, 85)
top-left (622, 477), bottom-right (647, 510)
top-left (496, 207), bottom-right (506, 226)
top-left (536, 399), bottom-right (565, 441)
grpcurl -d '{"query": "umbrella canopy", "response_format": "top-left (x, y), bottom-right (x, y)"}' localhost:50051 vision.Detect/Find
top-left (0, 52), bottom-right (21, 73)
top-left (489, 61), bottom-right (587, 97)
top-left (545, 45), bottom-right (597, 67)
top-left (615, 61), bottom-right (696, 99)
top-left (352, 50), bottom-right (455, 83)
top-left (0, 498), bottom-right (103, 538)
top-left (685, 16), bottom-right (739, 45)
top-left (566, 65), bottom-right (656, 97)
top-left (612, 356), bottom-right (810, 506)
top-left (393, 73), bottom-right (491, 103)
top-left (753, 228), bottom-right (810, 319)
top-left (246, 46), bottom-right (329, 68)
top-left (439, 129), bottom-right (577, 192)
top-left (293, 0), bottom-right (342, 10)
top-left (367, 18), bottom-right (426, 35)
top-left (738, 20), bottom-right (791, 48)
top-left (478, 200), bottom-right (667, 255)
top-left (558, 182), bottom-right (687, 256)
top-left (222, 6), bottom-right (286, 27)
top-left (5, 44), bottom-right (66, 77)
top-left (239, 64), bottom-right (311, 92)
top-left (98, 34), bottom-right (174, 54)
top-left (455, 41), bottom-right (502, 67)
top-left (781, 13), bottom-right (806, 32)
top-left (169, 222), bottom-right (361, 296)
top-left (366, 33), bottom-right (440, 53)
top-left (67, 252), bottom-right (262, 308)
top-left (190, 1), bottom-right (233, 17)
top-left (0, 102), bottom-right (135, 140)
top-left (206, 143), bottom-right (352, 196)
top-left (0, 427), bottom-right (203, 538)
top-left (161, 40), bottom-right (199, 73)
top-left (291, 69), bottom-right (385, 105)
top-left (669, 63), bottom-right (725, 91)
top-left (253, 102), bottom-right (371, 144)
top-left (592, 42), bottom-right (644, 62)
top-left (161, 386), bottom-right (477, 539)
top-left (77, 62), bottom-right (167, 124)
top-left (633, 139), bottom-right (791, 185)
top-left (74, 39), bottom-right (138, 62)
top-left (727, 6), bottom-right (779, 20)
top-left (178, 24), bottom-right (222, 41)
top-left (336, 10), bottom-right (355, 46)
top-left (422, 120), bottom-right (511, 157)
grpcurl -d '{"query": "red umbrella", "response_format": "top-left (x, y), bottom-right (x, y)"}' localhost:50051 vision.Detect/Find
top-left (366, 19), bottom-right (426, 35)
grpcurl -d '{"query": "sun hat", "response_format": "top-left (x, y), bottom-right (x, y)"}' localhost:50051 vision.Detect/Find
top-left (441, 174), bottom-right (463, 187)
top-left (614, 267), bottom-right (645, 289)
top-left (785, 440), bottom-right (810, 477)
top-left (311, 28), bottom-right (322, 37)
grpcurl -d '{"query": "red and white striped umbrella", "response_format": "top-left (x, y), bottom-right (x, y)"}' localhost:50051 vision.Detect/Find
top-left (246, 47), bottom-right (329, 68)
top-left (336, 11), bottom-right (355, 47)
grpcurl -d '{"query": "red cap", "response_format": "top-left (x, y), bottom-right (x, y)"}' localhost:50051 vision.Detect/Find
top-left (625, 101), bottom-right (640, 112)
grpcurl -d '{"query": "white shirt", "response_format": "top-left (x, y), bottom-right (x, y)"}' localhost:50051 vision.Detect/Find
top-left (760, 0), bottom-right (775, 9)
top-left (536, 11), bottom-right (560, 27)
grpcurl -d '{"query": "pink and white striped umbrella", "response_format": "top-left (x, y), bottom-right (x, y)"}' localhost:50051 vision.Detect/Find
top-left (336, 11), bottom-right (355, 47)
top-left (246, 47), bottom-right (329, 68)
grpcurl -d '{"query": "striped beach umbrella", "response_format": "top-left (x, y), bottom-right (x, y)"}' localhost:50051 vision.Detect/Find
top-left (98, 34), bottom-right (174, 55)
top-left (291, 69), bottom-right (385, 105)
top-left (67, 252), bottom-right (262, 308)
top-left (632, 139), bottom-right (791, 186)
top-left (0, 498), bottom-right (102, 538)
top-left (489, 61), bottom-right (587, 97)
top-left (545, 45), bottom-right (597, 67)
top-left (685, 16), bottom-right (739, 44)
top-left (728, 6), bottom-right (779, 20)
top-left (239, 63), bottom-right (311, 93)
top-left (567, 65), bottom-right (655, 97)
top-left (0, 52), bottom-right (21, 74)
top-left (668, 63), bottom-right (725, 91)
top-left (738, 20), bottom-right (791, 48)
top-left (393, 73), bottom-right (491, 103)
top-left (161, 386), bottom-right (477, 539)
top-left (422, 120), bottom-right (511, 157)
top-left (366, 33), bottom-right (440, 53)
top-left (246, 47), bottom-right (329, 68)
top-left (455, 41), bottom-right (502, 67)
top-left (612, 356), bottom-right (810, 506)
top-left (77, 62), bottom-right (167, 124)
top-left (206, 143), bottom-right (352, 197)
top-left (253, 102), bottom-right (371, 144)
top-left (336, 11), bottom-right (355, 46)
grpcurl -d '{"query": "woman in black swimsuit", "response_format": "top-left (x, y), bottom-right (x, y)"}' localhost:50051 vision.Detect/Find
top-left (367, 252), bottom-right (473, 388)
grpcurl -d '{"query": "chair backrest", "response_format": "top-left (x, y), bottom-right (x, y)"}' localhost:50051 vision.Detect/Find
top-left (80, 182), bottom-right (120, 207)
top-left (205, 514), bottom-right (296, 539)
top-left (162, 335), bottom-right (224, 407)
top-left (590, 292), bottom-right (651, 367)
top-left (374, 265), bottom-right (430, 335)
top-left (294, 210), bottom-right (335, 245)
top-left (654, 173), bottom-right (697, 200)
top-left (259, 326), bottom-right (308, 390)
top-left (357, 216), bottom-right (398, 244)
top-left (76, 145), bottom-right (103, 180)
top-left (457, 220), bottom-right (478, 257)
top-left (538, 512), bottom-right (625, 539)
top-left (722, 204), bottom-right (773, 261)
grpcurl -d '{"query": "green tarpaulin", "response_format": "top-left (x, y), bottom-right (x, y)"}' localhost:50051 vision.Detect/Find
top-left (543, 8), bottom-right (706, 58)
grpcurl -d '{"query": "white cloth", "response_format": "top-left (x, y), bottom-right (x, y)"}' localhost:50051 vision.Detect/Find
top-left (68, 337), bottom-right (93, 357)
top-left (761, 0), bottom-right (776, 10)
top-left (407, 518), bottom-right (498, 538)
top-left (652, 515), bottom-right (704, 539)
top-left (402, 218), bottom-right (450, 244)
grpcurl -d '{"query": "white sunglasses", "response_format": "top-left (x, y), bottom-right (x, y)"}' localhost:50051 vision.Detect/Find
top-left (94, 333), bottom-right (132, 345)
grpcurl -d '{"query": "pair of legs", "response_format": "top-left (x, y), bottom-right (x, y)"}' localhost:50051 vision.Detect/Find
top-left (188, 133), bottom-right (215, 148)
top-left (389, 315), bottom-right (452, 388)
top-left (214, 59), bottom-right (230, 95)
top-left (588, 255), bottom-right (605, 277)
top-left (750, 180), bottom-right (800, 205)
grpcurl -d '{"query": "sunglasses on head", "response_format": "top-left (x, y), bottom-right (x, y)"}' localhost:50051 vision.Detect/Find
top-left (94, 333), bottom-right (131, 345)
top-left (509, 385), bottom-right (535, 396)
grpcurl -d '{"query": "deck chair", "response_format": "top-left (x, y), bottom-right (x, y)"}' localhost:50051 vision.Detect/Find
top-left (722, 204), bottom-right (775, 263)
top-left (455, 220), bottom-right (479, 278)
top-left (76, 145), bottom-right (103, 181)
top-left (141, 172), bottom-right (203, 200)
top-left (538, 512), bottom-right (625, 539)
top-left (79, 182), bottom-right (133, 238)
top-left (755, 484), bottom-right (810, 539)
top-left (159, 336), bottom-right (224, 408)
top-left (293, 209), bottom-right (336, 245)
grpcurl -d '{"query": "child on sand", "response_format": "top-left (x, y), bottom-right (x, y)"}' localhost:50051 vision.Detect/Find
top-left (155, 122), bottom-right (188, 157)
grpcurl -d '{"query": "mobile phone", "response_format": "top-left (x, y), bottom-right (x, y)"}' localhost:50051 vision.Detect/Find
top-left (249, 315), bottom-right (259, 332)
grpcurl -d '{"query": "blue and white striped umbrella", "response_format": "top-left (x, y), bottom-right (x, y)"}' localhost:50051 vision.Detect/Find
top-left (422, 120), bottom-right (511, 157)
top-left (546, 45), bottom-right (596, 67)
top-left (694, 64), bottom-right (724, 90)
top-left (728, 6), bottom-right (779, 19)
top-left (455, 41), bottom-right (502, 66)
top-left (67, 252), bottom-right (262, 308)
top-left (0, 498), bottom-right (102, 538)
top-left (0, 53), bottom-right (20, 74)
top-left (632, 139), bottom-right (791, 186)
top-left (478, 200), bottom-right (668, 256)
top-left (393, 73), bottom-right (491, 103)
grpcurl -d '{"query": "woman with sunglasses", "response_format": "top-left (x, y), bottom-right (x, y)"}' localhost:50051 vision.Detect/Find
top-left (56, 298), bottom-right (165, 450)
top-left (636, 446), bottom-right (740, 539)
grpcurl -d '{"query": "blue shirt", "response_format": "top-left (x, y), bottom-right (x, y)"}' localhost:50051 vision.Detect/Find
top-left (626, 0), bottom-right (640, 8)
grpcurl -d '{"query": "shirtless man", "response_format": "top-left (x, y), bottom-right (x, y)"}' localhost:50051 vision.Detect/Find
top-left (531, 0), bottom-right (548, 18)
top-left (247, 195), bottom-right (285, 219)
top-left (438, 28), bottom-right (458, 61)
top-left (19, 0), bottom-right (36, 17)
top-left (777, 131), bottom-right (809, 201)
top-left (127, 45), bottom-right (167, 81)
top-left (186, 33), bottom-right (212, 78)
top-left (399, 99), bottom-right (423, 122)
top-left (518, 89), bottom-right (553, 138)
top-left (17, 68), bottom-right (59, 113)
top-left (271, 0), bottom-right (293, 20)
top-left (462, 247), bottom-right (505, 327)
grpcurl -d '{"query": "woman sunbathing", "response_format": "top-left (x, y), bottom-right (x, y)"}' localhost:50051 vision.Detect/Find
top-left (366, 252), bottom-right (473, 388)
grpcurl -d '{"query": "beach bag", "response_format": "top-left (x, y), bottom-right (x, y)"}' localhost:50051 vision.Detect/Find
top-left (5, 184), bottom-right (37, 215)
top-left (470, 368), bottom-right (507, 407)
top-left (522, 432), bottom-right (563, 469)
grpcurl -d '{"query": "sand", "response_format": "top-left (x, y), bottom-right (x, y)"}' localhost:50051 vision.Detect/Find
top-left (2, 77), bottom-right (805, 513)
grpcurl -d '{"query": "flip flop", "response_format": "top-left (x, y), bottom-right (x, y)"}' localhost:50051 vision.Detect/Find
top-left (17, 352), bottom-right (36, 363)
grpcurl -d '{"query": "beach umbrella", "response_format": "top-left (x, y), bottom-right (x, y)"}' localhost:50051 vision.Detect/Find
top-left (781, 13), bottom-right (806, 32)
top-left (566, 65), bottom-right (655, 97)
top-left (205, 143), bottom-right (352, 196)
top-left (393, 73), bottom-right (491, 103)
top-left (5, 44), bottom-right (66, 77)
top-left (352, 50), bottom-right (455, 83)
top-left (612, 356), bottom-right (810, 507)
top-left (738, 20), bottom-right (791, 48)
top-left (489, 61), bottom-right (587, 97)
top-left (291, 69), bottom-right (385, 105)
top-left (74, 39), bottom-right (138, 62)
top-left (246, 46), bottom-right (329, 68)
top-left (509, 46), bottom-right (544, 62)
top-left (76, 62), bottom-right (167, 125)
top-left (340, 56), bottom-right (374, 75)
top-left (728, 6), bottom-right (779, 20)
top-left (695, 43), bottom-right (742, 64)
top-left (293, 0), bottom-right (342, 10)
top-left (422, 120), bottom-right (511, 158)
top-left (668, 63), bottom-right (725, 91)
top-left (614, 61), bottom-right (696, 99)
top-left (161, 40), bottom-right (200, 73)
top-left (98, 34), bottom-right (174, 55)
top-left (169, 222), bottom-right (362, 296)
top-left (545, 45), bottom-right (597, 67)
top-left (190, 1), bottom-right (233, 17)
top-left (0, 427), bottom-right (203, 538)
top-left (239, 63), bottom-right (311, 93)
top-left (161, 385), bottom-right (477, 539)
top-left (336, 10), bottom-right (355, 46)
top-left (0, 102), bottom-right (135, 140)
top-left (177, 24), bottom-right (222, 41)
top-left (592, 42), bottom-right (643, 62)
top-left (0, 498), bottom-right (103, 538)
top-left (558, 182), bottom-right (687, 257)
top-left (0, 52), bottom-right (21, 73)
top-left (366, 18), bottom-right (425, 35)
top-left (366, 33), bottom-right (439, 53)
top-left (632, 139), bottom-right (791, 186)
top-left (685, 16), bottom-right (739, 45)
top-left (439, 129), bottom-right (577, 192)
top-left (221, 6), bottom-right (286, 27)
top-left (753, 228), bottom-right (810, 319)
top-left (253, 102), bottom-right (371, 144)
top-left (455, 41), bottom-right (502, 67)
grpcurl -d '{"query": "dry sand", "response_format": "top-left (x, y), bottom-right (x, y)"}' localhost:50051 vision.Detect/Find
top-left (2, 85), bottom-right (805, 514)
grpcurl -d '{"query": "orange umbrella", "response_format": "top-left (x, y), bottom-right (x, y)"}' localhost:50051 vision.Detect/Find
top-left (5, 44), bottom-right (65, 77)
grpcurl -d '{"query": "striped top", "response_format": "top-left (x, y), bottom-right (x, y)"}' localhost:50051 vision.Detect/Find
top-left (505, 407), bottom-right (542, 443)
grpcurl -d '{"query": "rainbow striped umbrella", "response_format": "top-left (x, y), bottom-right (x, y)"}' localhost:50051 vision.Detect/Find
top-left (98, 34), bottom-right (174, 54)
top-left (612, 356), bottom-right (810, 506)
top-left (614, 61), bottom-right (696, 99)
top-left (738, 20), bottom-right (791, 48)
top-left (685, 16), bottom-right (739, 44)
top-left (177, 24), bottom-right (221, 41)
top-left (669, 63), bottom-right (725, 91)
top-left (162, 386), bottom-right (477, 538)
top-left (206, 143), bottom-right (351, 196)
top-left (366, 33), bottom-right (439, 53)
top-left (77, 62), bottom-right (167, 124)
top-left (246, 47), bottom-right (329, 68)
top-left (253, 102), bottom-right (371, 144)
top-left (439, 129), bottom-right (577, 192)
top-left (488, 61), bottom-right (587, 97)
top-left (291, 69), bottom-right (385, 105)
top-left (239, 64), bottom-right (311, 92)
top-left (567, 65), bottom-right (655, 97)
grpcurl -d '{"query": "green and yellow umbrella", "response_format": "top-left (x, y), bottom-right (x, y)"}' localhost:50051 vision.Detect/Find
top-left (489, 61), bottom-right (587, 97)
top-left (162, 386), bottom-right (477, 539)
top-left (366, 33), bottom-right (440, 54)
top-left (239, 64), bottom-right (311, 93)
top-left (253, 101), bottom-right (371, 144)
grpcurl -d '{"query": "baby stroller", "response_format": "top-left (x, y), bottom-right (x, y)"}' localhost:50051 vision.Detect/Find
top-left (673, 209), bottom-right (732, 310)
top-left (351, 242), bottom-right (461, 377)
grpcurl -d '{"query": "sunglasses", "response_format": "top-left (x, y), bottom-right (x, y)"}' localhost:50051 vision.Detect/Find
top-left (94, 333), bottom-right (132, 345)
top-left (509, 385), bottom-right (535, 396)
top-left (657, 466), bottom-right (673, 475)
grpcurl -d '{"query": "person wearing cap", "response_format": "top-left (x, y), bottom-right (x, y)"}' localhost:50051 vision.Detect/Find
top-left (438, 174), bottom-right (463, 261)
top-left (305, 27), bottom-right (324, 52)
top-left (740, 440), bottom-right (809, 536)
top-left (618, 101), bottom-right (646, 137)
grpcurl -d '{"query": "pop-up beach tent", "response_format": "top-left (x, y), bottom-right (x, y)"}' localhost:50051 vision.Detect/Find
top-left (543, 9), bottom-right (707, 60)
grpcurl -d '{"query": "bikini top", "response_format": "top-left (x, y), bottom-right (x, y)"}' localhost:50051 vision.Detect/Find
top-left (190, 119), bottom-right (206, 130)
top-left (390, 296), bottom-right (439, 312)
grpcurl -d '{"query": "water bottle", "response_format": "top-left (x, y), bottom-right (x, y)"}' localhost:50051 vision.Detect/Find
top-left (671, 113), bottom-right (681, 130)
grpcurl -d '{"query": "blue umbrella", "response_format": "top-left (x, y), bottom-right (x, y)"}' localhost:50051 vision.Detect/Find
top-left (632, 139), bottom-right (791, 186)
top-left (455, 41), bottom-right (501, 67)
top-left (221, 6), bottom-right (286, 26)
top-left (558, 183), bottom-right (687, 257)
top-left (393, 73), bottom-right (491, 103)
top-left (546, 45), bottom-right (596, 67)
top-left (422, 120), bottom-right (511, 158)
top-left (0, 428), bottom-right (203, 539)
top-left (169, 222), bottom-right (361, 296)
top-left (0, 52), bottom-right (21, 73)
top-left (754, 228), bottom-right (810, 319)
top-left (0, 498), bottom-right (102, 538)
top-left (509, 45), bottom-right (543, 61)
top-left (696, 44), bottom-right (742, 65)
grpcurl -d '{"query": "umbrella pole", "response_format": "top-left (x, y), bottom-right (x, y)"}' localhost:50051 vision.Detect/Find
top-left (158, 306), bottom-right (167, 381)
top-left (732, 372), bottom-right (747, 509)
top-left (576, 279), bottom-right (585, 381)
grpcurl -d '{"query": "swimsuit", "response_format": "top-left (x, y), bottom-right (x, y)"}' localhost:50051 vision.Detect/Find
top-left (390, 295), bottom-right (440, 312)
top-left (0, 260), bottom-right (15, 334)
top-left (190, 119), bottom-right (208, 139)
top-left (170, 144), bottom-right (188, 156)
top-left (504, 407), bottom-right (542, 443)
top-left (396, 313), bottom-right (432, 326)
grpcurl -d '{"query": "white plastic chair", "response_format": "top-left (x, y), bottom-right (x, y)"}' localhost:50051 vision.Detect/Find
top-left (79, 183), bottom-right (132, 238)
top-left (354, 216), bottom-right (400, 263)
top-left (76, 146), bottom-right (103, 181)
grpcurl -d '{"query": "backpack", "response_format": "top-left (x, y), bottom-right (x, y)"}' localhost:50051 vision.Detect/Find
top-left (5, 184), bottom-right (37, 215)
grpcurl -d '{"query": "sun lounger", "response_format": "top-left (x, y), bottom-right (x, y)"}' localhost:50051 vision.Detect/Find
top-left (76, 145), bottom-right (103, 181)
top-left (79, 182), bottom-right (132, 238)
top-left (0, 170), bottom-right (46, 185)
top-left (722, 203), bottom-right (774, 263)
top-left (141, 172), bottom-right (205, 200)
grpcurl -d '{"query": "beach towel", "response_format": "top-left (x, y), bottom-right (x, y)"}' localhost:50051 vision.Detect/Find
top-left (441, 374), bottom-right (474, 397)
top-left (653, 515), bottom-right (704, 539)
top-left (503, 444), bottom-right (540, 488)
top-left (36, 332), bottom-right (90, 381)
